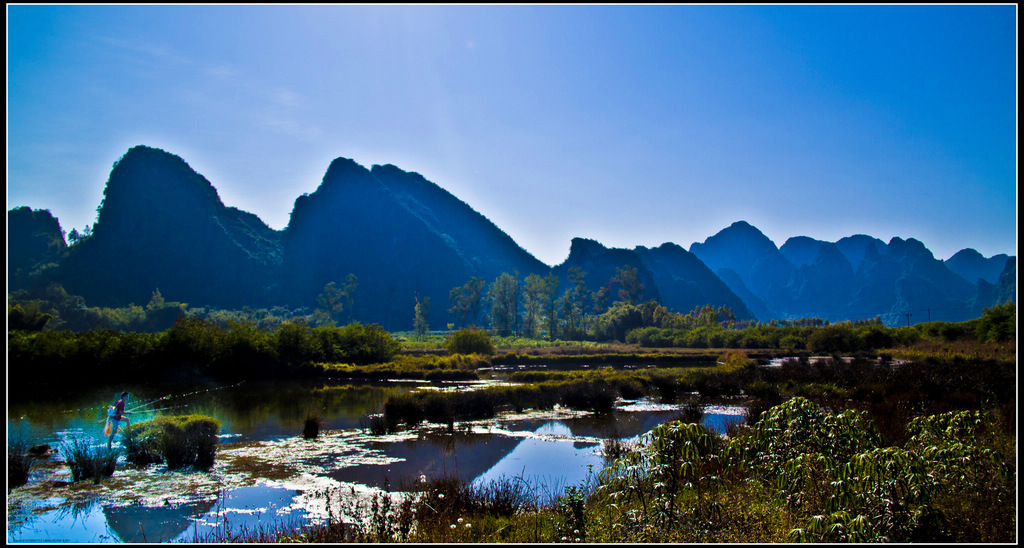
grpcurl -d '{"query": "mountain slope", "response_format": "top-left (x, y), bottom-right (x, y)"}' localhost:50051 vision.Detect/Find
top-left (58, 145), bottom-right (282, 308)
top-left (281, 157), bottom-right (549, 330)
top-left (945, 248), bottom-right (1012, 285)
top-left (634, 242), bottom-right (754, 319)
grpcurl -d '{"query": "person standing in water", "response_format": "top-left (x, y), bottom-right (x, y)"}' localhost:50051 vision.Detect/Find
top-left (106, 391), bottom-right (132, 449)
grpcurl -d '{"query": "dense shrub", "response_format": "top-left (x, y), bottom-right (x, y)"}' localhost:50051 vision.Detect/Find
top-left (445, 328), bottom-right (496, 355)
top-left (975, 302), bottom-right (1015, 343)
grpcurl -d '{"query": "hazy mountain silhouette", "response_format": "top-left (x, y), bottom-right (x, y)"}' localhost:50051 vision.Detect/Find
top-left (689, 222), bottom-right (1010, 324)
top-left (689, 221), bottom-right (797, 317)
top-left (945, 248), bottom-right (1012, 285)
top-left (633, 243), bottom-right (754, 319)
top-left (7, 145), bottom-right (1015, 330)
top-left (779, 235), bottom-right (829, 268)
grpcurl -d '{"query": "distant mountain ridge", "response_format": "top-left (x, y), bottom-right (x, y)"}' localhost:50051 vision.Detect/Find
top-left (690, 222), bottom-right (1012, 324)
top-left (7, 145), bottom-right (1016, 329)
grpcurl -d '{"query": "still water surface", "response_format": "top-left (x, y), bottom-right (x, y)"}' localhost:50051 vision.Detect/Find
top-left (7, 378), bottom-right (744, 543)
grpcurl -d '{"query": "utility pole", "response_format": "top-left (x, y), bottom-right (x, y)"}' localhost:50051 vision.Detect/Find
top-left (906, 312), bottom-right (912, 327)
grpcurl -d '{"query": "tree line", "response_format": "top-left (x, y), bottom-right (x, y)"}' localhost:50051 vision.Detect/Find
top-left (7, 316), bottom-right (402, 393)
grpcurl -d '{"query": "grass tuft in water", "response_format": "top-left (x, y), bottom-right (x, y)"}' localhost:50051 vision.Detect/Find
top-left (61, 437), bottom-right (118, 483)
top-left (303, 412), bottom-right (324, 439)
top-left (7, 432), bottom-right (36, 491)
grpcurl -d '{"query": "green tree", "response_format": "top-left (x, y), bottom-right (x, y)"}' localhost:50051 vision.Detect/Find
top-left (445, 327), bottom-right (496, 355)
top-left (8, 302), bottom-right (52, 331)
top-left (315, 276), bottom-right (358, 326)
top-left (413, 296), bottom-right (431, 340)
top-left (542, 272), bottom-right (561, 341)
top-left (976, 301), bottom-right (1015, 342)
top-left (592, 283), bottom-right (612, 316)
top-left (612, 265), bottom-right (645, 305)
top-left (448, 277), bottom-right (486, 328)
top-left (558, 267), bottom-right (589, 340)
top-left (521, 273), bottom-right (547, 338)
top-left (807, 323), bottom-right (859, 354)
top-left (487, 272), bottom-right (521, 336)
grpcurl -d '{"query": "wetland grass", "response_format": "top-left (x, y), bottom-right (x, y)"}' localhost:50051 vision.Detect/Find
top-left (7, 433), bottom-right (36, 491)
top-left (122, 414), bottom-right (221, 469)
top-left (61, 437), bottom-right (118, 483)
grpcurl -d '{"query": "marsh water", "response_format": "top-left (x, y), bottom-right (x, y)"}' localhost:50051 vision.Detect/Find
top-left (7, 374), bottom-right (745, 543)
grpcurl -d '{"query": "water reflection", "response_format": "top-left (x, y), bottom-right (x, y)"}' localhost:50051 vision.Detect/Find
top-left (105, 499), bottom-right (216, 543)
top-left (328, 431), bottom-right (521, 489)
top-left (8, 497), bottom-right (118, 543)
top-left (8, 379), bottom-right (747, 544)
top-left (472, 421), bottom-right (603, 496)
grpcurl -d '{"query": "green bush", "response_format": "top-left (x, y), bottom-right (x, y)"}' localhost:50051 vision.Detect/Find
top-left (975, 302), bottom-right (1015, 342)
top-left (445, 328), bottom-right (496, 356)
top-left (130, 414), bottom-right (221, 469)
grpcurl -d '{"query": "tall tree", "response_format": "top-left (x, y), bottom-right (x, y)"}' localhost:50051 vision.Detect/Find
top-left (487, 271), bottom-right (520, 337)
top-left (559, 267), bottom-right (589, 340)
top-left (521, 273), bottom-right (547, 338)
top-left (414, 295), bottom-right (431, 340)
top-left (448, 277), bottom-right (486, 328)
top-left (612, 265), bottom-right (645, 305)
top-left (542, 272), bottom-right (560, 341)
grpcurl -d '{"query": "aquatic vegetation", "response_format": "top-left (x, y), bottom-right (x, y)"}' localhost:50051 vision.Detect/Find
top-left (127, 414), bottom-right (221, 469)
top-left (61, 437), bottom-right (118, 483)
top-left (303, 412), bottom-right (324, 439)
top-left (7, 433), bottom-right (36, 491)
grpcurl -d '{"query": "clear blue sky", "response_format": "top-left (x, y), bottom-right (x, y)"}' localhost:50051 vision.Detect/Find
top-left (7, 4), bottom-right (1017, 266)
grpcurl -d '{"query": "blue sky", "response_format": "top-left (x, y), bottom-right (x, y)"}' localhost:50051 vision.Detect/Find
top-left (7, 4), bottom-right (1017, 266)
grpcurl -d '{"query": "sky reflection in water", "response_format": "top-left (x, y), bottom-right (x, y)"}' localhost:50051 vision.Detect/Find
top-left (8, 380), bottom-right (744, 543)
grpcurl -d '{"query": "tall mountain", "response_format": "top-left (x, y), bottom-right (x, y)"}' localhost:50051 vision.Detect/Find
top-left (369, 164), bottom-right (547, 280)
top-left (58, 145), bottom-right (283, 308)
top-left (945, 248), bottom-right (1012, 285)
top-left (785, 242), bottom-right (857, 319)
top-left (280, 157), bottom-right (548, 330)
top-left (835, 235), bottom-right (888, 271)
top-left (7, 206), bottom-right (67, 291)
top-left (689, 221), bottom-right (796, 318)
top-left (779, 236), bottom-right (828, 268)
